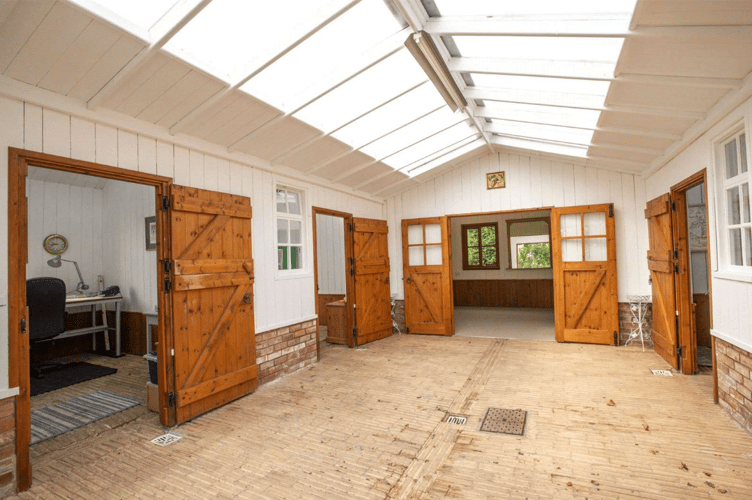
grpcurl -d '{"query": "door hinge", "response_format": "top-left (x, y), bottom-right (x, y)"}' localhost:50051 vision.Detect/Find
top-left (608, 204), bottom-right (614, 217)
top-left (674, 264), bottom-right (679, 274)
top-left (348, 223), bottom-right (354, 232)
top-left (350, 257), bottom-right (354, 266)
top-left (678, 346), bottom-right (684, 359)
top-left (162, 195), bottom-right (170, 211)
top-left (168, 392), bottom-right (175, 407)
top-left (20, 318), bottom-right (26, 334)
top-left (613, 331), bottom-right (618, 346)
top-left (164, 277), bottom-right (172, 293)
top-left (406, 327), bottom-right (410, 334)
top-left (353, 327), bottom-right (357, 345)
top-left (671, 201), bottom-right (676, 211)
top-left (350, 268), bottom-right (354, 276)
top-left (163, 259), bottom-right (171, 274)
top-left (673, 250), bottom-right (678, 259)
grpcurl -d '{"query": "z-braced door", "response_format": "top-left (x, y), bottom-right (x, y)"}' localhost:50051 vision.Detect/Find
top-left (170, 185), bottom-right (257, 423)
top-left (352, 218), bottom-right (392, 345)
top-left (551, 204), bottom-right (618, 344)
top-left (402, 217), bottom-right (454, 335)
top-left (645, 194), bottom-right (679, 369)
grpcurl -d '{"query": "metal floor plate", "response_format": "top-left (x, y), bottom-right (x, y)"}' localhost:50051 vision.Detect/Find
top-left (480, 408), bottom-right (527, 435)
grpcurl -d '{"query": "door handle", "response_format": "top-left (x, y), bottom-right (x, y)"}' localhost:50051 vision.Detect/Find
top-left (243, 293), bottom-right (252, 304)
top-left (406, 276), bottom-right (412, 283)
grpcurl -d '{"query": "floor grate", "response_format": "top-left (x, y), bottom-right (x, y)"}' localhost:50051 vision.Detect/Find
top-left (480, 408), bottom-right (527, 435)
top-left (151, 433), bottom-right (182, 446)
top-left (650, 369), bottom-right (673, 376)
top-left (445, 415), bottom-right (467, 425)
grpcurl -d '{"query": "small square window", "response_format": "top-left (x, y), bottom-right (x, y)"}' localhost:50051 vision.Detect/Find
top-left (276, 186), bottom-right (305, 272)
top-left (719, 129), bottom-right (752, 269)
top-left (462, 223), bottom-right (500, 270)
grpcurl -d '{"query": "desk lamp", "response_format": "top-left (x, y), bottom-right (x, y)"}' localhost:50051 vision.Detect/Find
top-left (47, 255), bottom-right (89, 294)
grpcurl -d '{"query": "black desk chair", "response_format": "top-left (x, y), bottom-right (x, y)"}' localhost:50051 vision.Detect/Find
top-left (26, 277), bottom-right (67, 378)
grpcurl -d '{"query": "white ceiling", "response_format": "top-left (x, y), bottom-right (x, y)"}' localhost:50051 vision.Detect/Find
top-left (2, 0), bottom-right (751, 199)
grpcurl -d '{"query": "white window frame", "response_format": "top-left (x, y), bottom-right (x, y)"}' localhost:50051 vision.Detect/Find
top-left (714, 123), bottom-right (751, 274)
top-left (274, 182), bottom-right (309, 277)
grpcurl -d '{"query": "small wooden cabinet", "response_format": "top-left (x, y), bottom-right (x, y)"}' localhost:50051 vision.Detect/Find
top-left (326, 300), bottom-right (348, 344)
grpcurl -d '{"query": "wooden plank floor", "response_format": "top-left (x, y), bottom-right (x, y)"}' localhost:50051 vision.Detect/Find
top-left (11, 336), bottom-right (752, 500)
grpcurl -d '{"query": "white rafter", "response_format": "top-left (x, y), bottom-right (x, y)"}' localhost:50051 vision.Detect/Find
top-left (87, 0), bottom-right (214, 109)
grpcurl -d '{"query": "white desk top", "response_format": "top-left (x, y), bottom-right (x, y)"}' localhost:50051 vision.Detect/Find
top-left (65, 294), bottom-right (123, 305)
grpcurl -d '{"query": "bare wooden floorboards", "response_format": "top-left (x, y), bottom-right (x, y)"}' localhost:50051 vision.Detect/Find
top-left (10, 337), bottom-right (752, 500)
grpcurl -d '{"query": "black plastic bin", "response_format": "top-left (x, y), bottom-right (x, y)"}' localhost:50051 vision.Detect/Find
top-left (143, 351), bottom-right (158, 385)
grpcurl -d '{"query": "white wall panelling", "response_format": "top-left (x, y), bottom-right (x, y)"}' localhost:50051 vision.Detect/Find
top-left (386, 150), bottom-right (650, 302)
top-left (0, 92), bottom-right (384, 390)
top-left (315, 214), bottom-right (346, 295)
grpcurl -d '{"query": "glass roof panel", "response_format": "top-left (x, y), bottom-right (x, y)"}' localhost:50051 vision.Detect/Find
top-left (385, 122), bottom-right (476, 171)
top-left (478, 102), bottom-right (600, 129)
top-left (431, 0), bottom-right (637, 16)
top-left (164, 0), bottom-right (354, 82)
top-left (293, 50), bottom-right (427, 133)
top-left (489, 119), bottom-right (594, 145)
top-left (470, 73), bottom-right (610, 96)
top-left (407, 139), bottom-right (486, 178)
top-left (452, 36), bottom-right (623, 63)
top-left (402, 135), bottom-right (479, 173)
top-left (240, 0), bottom-right (405, 112)
top-left (70, 0), bottom-right (177, 31)
top-left (332, 84), bottom-right (446, 148)
top-left (361, 108), bottom-right (465, 160)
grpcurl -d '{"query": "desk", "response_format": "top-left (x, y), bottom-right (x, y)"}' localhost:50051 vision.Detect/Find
top-left (51, 295), bottom-right (123, 357)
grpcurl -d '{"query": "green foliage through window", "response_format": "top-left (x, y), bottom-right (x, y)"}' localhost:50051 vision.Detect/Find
top-left (517, 243), bottom-right (551, 268)
top-left (463, 223), bottom-right (498, 269)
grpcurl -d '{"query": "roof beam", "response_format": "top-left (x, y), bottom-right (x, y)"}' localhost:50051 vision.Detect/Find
top-left (448, 58), bottom-right (743, 89)
top-left (169, 0), bottom-right (364, 135)
top-left (473, 110), bottom-right (682, 140)
top-left (424, 16), bottom-right (752, 38)
top-left (87, 0), bottom-right (214, 109)
top-left (589, 142), bottom-right (664, 156)
top-left (484, 123), bottom-right (593, 146)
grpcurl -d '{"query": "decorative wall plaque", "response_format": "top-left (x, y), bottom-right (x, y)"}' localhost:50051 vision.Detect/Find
top-left (486, 171), bottom-right (506, 190)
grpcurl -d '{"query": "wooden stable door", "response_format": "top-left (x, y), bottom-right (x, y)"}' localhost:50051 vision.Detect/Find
top-left (402, 217), bottom-right (454, 335)
top-left (352, 218), bottom-right (392, 345)
top-left (551, 204), bottom-right (619, 344)
top-left (169, 185), bottom-right (257, 423)
top-left (645, 194), bottom-right (680, 370)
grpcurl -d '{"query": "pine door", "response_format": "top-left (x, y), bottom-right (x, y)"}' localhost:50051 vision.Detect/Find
top-left (352, 218), bottom-right (392, 345)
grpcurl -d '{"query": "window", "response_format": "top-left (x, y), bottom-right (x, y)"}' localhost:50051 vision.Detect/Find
top-left (507, 218), bottom-right (552, 269)
top-left (461, 223), bottom-right (499, 270)
top-left (276, 186), bottom-right (304, 271)
top-left (407, 222), bottom-right (443, 266)
top-left (720, 130), bottom-right (751, 268)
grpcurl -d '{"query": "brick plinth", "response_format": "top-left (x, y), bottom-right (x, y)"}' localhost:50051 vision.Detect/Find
top-left (716, 338), bottom-right (752, 435)
top-left (0, 396), bottom-right (16, 497)
top-left (255, 320), bottom-right (318, 386)
top-left (619, 302), bottom-right (653, 347)
top-left (393, 300), bottom-right (405, 334)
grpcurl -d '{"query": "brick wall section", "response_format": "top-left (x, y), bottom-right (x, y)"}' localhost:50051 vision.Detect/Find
top-left (618, 302), bottom-right (653, 347)
top-left (716, 338), bottom-right (752, 435)
top-left (393, 300), bottom-right (405, 334)
top-left (0, 397), bottom-right (16, 497)
top-left (256, 320), bottom-right (318, 386)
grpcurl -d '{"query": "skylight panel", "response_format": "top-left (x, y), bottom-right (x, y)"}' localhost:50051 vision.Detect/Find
top-left (471, 74), bottom-right (610, 96)
top-left (164, 0), bottom-right (354, 82)
top-left (70, 0), bottom-right (177, 31)
top-left (332, 84), bottom-right (446, 148)
top-left (489, 119), bottom-right (594, 145)
top-left (431, 0), bottom-right (637, 16)
top-left (361, 108), bottom-right (465, 161)
top-left (293, 51), bottom-right (427, 134)
top-left (240, 0), bottom-right (405, 112)
top-left (401, 135), bottom-right (479, 173)
top-left (479, 102), bottom-right (600, 129)
top-left (452, 36), bottom-right (624, 63)
top-left (408, 139), bottom-right (486, 178)
top-left (384, 122), bottom-right (476, 171)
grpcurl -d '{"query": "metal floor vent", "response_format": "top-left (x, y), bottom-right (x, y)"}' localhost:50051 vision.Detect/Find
top-left (445, 415), bottom-right (467, 425)
top-left (151, 433), bottom-right (182, 446)
top-left (480, 408), bottom-right (527, 436)
top-left (650, 369), bottom-right (673, 376)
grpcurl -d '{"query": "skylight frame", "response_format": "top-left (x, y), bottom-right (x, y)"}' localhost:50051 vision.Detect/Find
top-left (429, 0), bottom-right (638, 17)
top-left (69, 0), bottom-right (178, 34)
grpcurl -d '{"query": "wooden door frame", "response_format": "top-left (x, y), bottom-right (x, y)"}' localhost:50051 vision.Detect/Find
top-left (670, 169), bottom-right (717, 399)
top-left (7, 148), bottom-right (174, 490)
top-left (312, 207), bottom-right (354, 352)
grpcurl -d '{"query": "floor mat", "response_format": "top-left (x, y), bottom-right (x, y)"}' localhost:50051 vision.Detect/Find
top-left (30, 390), bottom-right (141, 445)
top-left (30, 362), bottom-right (117, 397)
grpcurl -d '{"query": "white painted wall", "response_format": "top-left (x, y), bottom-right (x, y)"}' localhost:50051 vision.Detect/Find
top-left (645, 95), bottom-right (752, 354)
top-left (102, 179), bottom-right (158, 313)
top-left (26, 178), bottom-right (104, 293)
top-left (386, 151), bottom-right (650, 302)
top-left (315, 214), bottom-right (346, 295)
top-left (450, 211), bottom-right (553, 280)
top-left (0, 92), bottom-right (384, 390)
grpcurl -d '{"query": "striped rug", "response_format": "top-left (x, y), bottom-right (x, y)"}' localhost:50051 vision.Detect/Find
top-left (31, 390), bottom-right (141, 445)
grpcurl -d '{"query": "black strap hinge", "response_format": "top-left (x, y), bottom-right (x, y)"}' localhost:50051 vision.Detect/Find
top-left (168, 392), bottom-right (175, 407)
top-left (162, 195), bottom-right (170, 211)
top-left (671, 201), bottom-right (676, 211)
top-left (608, 204), bottom-right (614, 217)
top-left (20, 318), bottom-right (26, 334)
top-left (678, 346), bottom-right (683, 359)
top-left (164, 277), bottom-right (172, 293)
top-left (348, 223), bottom-right (353, 232)
top-left (163, 259), bottom-right (171, 274)
top-left (674, 264), bottom-right (680, 274)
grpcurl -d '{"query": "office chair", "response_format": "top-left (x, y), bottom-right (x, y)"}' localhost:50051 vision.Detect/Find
top-left (26, 277), bottom-right (67, 379)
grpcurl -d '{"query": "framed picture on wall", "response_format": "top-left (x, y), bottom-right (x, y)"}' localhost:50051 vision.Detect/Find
top-left (145, 216), bottom-right (157, 250)
top-left (486, 171), bottom-right (506, 190)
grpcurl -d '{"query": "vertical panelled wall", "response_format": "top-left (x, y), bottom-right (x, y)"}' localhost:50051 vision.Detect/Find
top-left (646, 95), bottom-right (752, 354)
top-left (385, 151), bottom-right (650, 302)
top-left (0, 95), bottom-right (383, 390)
top-left (315, 214), bottom-right (346, 295)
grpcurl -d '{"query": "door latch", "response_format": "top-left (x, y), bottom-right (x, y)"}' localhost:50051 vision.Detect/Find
top-left (243, 293), bottom-right (252, 304)
top-left (20, 318), bottom-right (26, 334)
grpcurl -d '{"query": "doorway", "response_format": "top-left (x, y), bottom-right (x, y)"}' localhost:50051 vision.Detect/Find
top-left (449, 209), bottom-right (555, 341)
